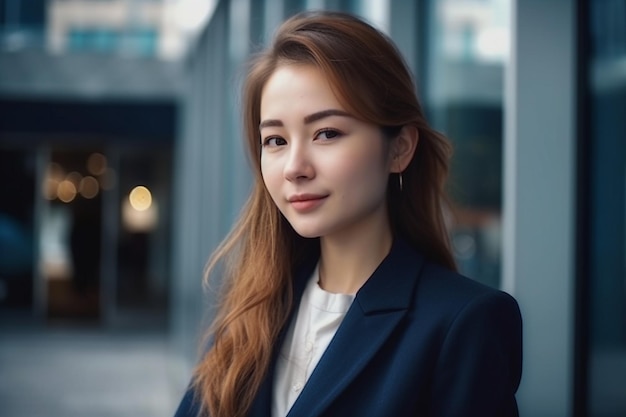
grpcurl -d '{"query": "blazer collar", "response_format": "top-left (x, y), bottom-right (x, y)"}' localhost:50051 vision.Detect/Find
top-left (354, 237), bottom-right (424, 314)
top-left (249, 238), bottom-right (425, 417)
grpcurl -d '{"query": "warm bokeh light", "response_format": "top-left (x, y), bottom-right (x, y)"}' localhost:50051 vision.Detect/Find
top-left (87, 152), bottom-right (107, 176)
top-left (57, 180), bottom-right (77, 203)
top-left (129, 186), bottom-right (152, 211)
top-left (79, 176), bottom-right (99, 199)
top-left (43, 178), bottom-right (60, 200)
top-left (66, 171), bottom-right (83, 188)
top-left (122, 199), bottom-right (159, 232)
top-left (47, 162), bottom-right (65, 181)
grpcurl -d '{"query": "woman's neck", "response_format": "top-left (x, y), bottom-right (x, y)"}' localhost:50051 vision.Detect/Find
top-left (318, 222), bottom-right (393, 295)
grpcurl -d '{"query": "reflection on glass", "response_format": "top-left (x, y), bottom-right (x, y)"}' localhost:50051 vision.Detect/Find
top-left (437, 0), bottom-right (509, 63)
top-left (129, 185), bottom-right (152, 211)
top-left (57, 179), bottom-right (77, 203)
top-left (43, 178), bottom-right (60, 200)
top-left (47, 162), bottom-right (65, 181)
top-left (79, 176), bottom-right (99, 199)
top-left (66, 171), bottom-right (83, 188)
top-left (87, 153), bottom-right (107, 176)
top-left (588, 0), bottom-right (626, 415)
top-left (47, 0), bottom-right (205, 60)
top-left (426, 0), bottom-right (509, 288)
top-left (122, 198), bottom-right (158, 233)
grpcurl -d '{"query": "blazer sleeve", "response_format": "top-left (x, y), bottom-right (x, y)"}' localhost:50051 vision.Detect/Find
top-left (430, 290), bottom-right (523, 417)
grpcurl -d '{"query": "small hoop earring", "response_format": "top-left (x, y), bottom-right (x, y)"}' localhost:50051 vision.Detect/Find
top-left (399, 172), bottom-right (403, 192)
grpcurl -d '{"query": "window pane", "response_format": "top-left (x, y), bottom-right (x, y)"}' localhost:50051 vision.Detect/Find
top-left (425, 0), bottom-right (510, 288)
top-left (588, 0), bottom-right (626, 415)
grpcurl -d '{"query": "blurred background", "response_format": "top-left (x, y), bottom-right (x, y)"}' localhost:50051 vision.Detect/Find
top-left (0, 0), bottom-right (623, 416)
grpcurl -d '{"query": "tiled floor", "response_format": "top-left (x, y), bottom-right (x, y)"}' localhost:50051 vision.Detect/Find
top-left (0, 320), bottom-right (188, 417)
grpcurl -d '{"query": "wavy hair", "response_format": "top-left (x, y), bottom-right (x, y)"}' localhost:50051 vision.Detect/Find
top-left (192, 10), bottom-right (455, 417)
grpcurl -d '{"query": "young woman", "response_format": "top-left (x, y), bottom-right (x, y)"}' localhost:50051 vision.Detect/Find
top-left (175, 10), bottom-right (522, 417)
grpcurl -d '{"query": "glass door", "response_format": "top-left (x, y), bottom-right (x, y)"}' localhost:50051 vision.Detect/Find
top-left (584, 0), bottom-right (626, 415)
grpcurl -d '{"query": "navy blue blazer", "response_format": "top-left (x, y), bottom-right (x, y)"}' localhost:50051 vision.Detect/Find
top-left (174, 239), bottom-right (522, 417)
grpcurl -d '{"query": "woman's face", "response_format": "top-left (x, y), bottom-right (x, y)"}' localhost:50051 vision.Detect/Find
top-left (260, 64), bottom-right (393, 241)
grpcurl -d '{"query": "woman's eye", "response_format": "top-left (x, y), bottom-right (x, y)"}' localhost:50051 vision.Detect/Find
top-left (262, 137), bottom-right (287, 147)
top-left (315, 129), bottom-right (341, 141)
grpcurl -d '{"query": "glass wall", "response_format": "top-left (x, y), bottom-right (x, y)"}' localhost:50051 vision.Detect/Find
top-left (424, 0), bottom-right (509, 288)
top-left (0, 0), bottom-right (46, 50)
top-left (587, 0), bottom-right (626, 415)
top-left (1, 0), bottom-right (182, 325)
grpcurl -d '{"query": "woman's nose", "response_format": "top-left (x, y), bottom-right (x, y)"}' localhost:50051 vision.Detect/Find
top-left (284, 143), bottom-right (315, 181)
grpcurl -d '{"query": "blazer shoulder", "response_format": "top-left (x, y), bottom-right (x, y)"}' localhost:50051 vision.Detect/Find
top-left (418, 263), bottom-right (523, 416)
top-left (414, 259), bottom-right (521, 323)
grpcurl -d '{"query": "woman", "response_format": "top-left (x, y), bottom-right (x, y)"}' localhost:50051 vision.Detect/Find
top-left (175, 10), bottom-right (522, 417)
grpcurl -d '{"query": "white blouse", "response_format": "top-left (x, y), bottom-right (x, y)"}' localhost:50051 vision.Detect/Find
top-left (272, 265), bottom-right (355, 417)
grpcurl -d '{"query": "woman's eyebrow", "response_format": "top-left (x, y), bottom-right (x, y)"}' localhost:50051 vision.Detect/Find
top-left (259, 119), bottom-right (283, 129)
top-left (303, 109), bottom-right (352, 124)
top-left (259, 109), bottom-right (352, 130)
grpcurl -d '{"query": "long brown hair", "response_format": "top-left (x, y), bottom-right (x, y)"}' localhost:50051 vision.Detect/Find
top-left (192, 10), bottom-right (455, 417)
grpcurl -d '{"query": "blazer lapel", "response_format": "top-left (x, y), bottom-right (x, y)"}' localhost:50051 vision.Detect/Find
top-left (286, 239), bottom-right (424, 417)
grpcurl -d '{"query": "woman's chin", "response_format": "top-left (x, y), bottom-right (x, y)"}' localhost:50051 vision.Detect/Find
top-left (288, 223), bottom-right (325, 239)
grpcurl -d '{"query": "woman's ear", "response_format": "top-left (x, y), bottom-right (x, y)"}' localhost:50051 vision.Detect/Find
top-left (390, 125), bottom-right (419, 173)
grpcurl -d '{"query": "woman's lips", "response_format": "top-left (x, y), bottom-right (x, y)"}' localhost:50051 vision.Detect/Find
top-left (288, 194), bottom-right (328, 212)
